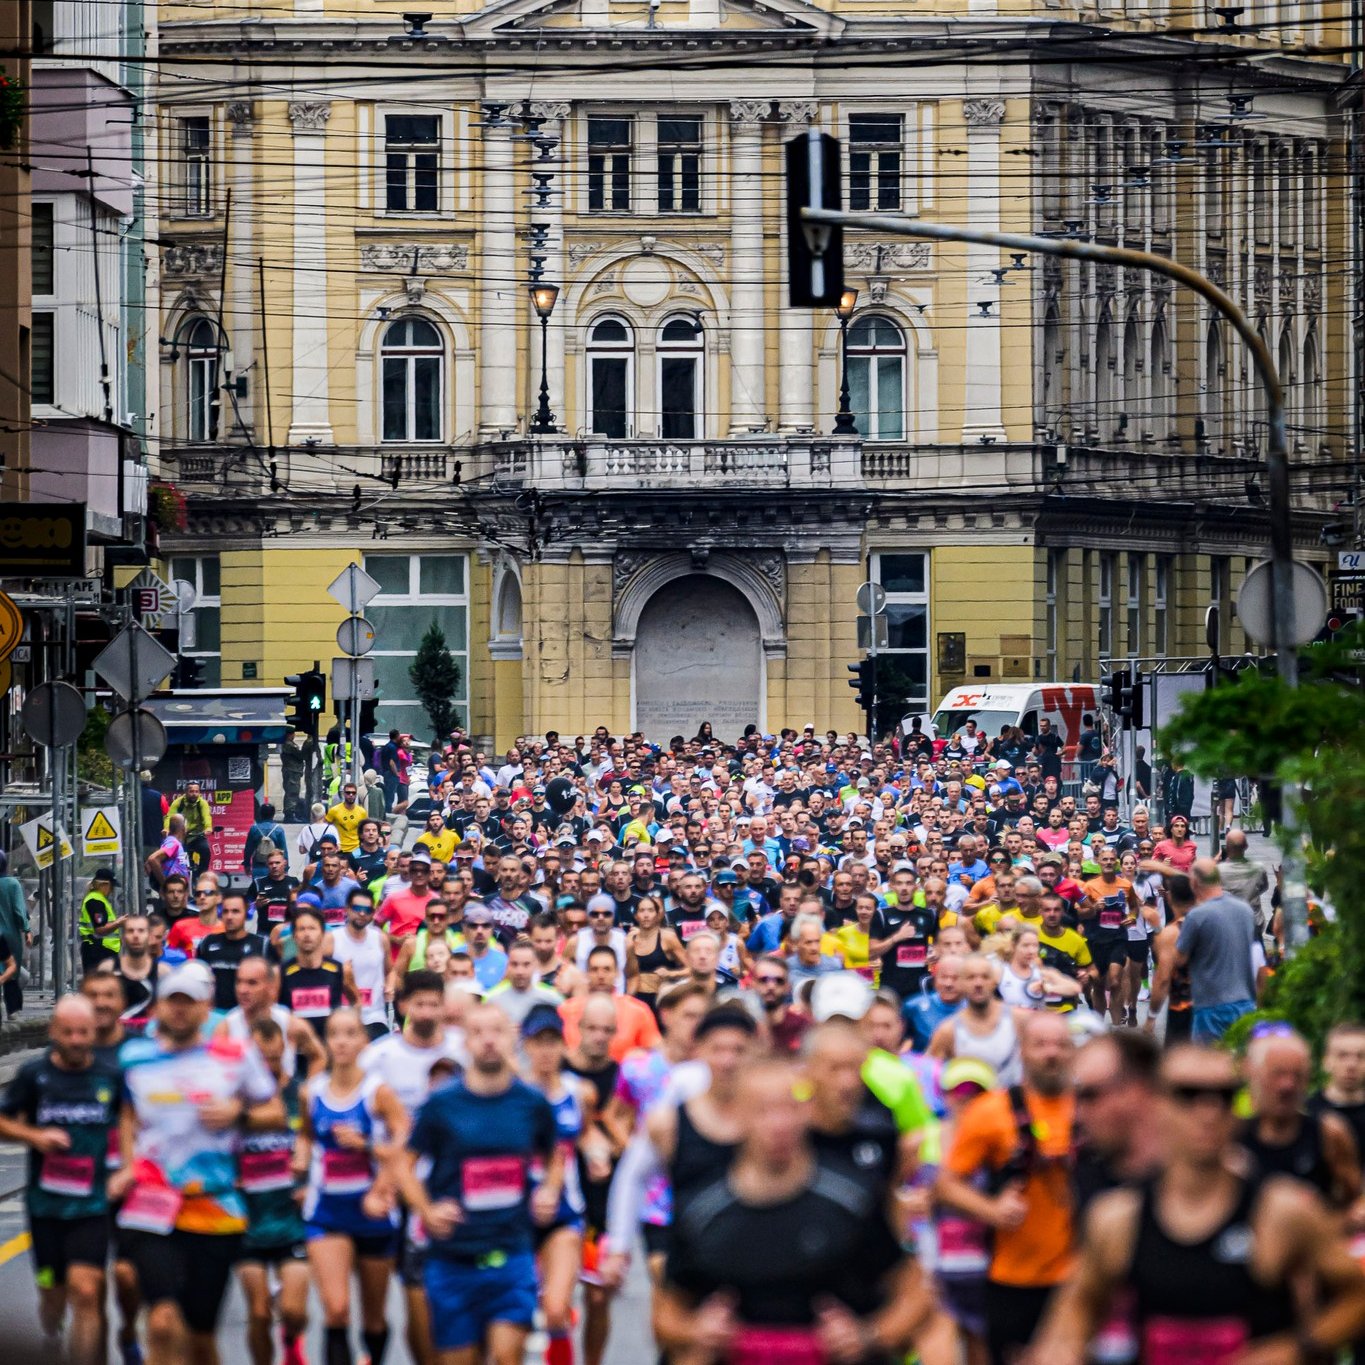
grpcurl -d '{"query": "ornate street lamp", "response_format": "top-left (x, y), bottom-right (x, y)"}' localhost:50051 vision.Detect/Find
top-left (834, 286), bottom-right (858, 434)
top-left (529, 282), bottom-right (559, 433)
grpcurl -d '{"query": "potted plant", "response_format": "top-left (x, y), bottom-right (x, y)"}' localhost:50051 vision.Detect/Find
top-left (147, 481), bottom-right (188, 533)
top-left (0, 69), bottom-right (24, 151)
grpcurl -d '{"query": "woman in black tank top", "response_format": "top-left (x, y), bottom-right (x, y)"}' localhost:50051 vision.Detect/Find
top-left (1240, 1113), bottom-right (1336, 1198)
top-left (670, 1100), bottom-right (741, 1218)
top-left (626, 898), bottom-right (684, 1015)
top-left (1128, 1176), bottom-right (1296, 1361)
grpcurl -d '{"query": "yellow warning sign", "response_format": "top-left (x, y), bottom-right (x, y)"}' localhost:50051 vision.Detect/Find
top-left (81, 806), bottom-right (122, 857)
top-left (18, 812), bottom-right (74, 869)
top-left (37, 825), bottom-right (52, 850)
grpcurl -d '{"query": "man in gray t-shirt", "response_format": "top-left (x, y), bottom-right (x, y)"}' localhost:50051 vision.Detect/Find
top-left (1218, 830), bottom-right (1271, 931)
top-left (1176, 859), bottom-right (1258, 1043)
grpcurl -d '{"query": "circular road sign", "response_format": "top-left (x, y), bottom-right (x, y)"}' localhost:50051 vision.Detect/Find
top-left (0, 590), bottom-right (22, 663)
top-left (1236, 559), bottom-right (1328, 650)
top-left (21, 680), bottom-right (87, 748)
top-left (105, 707), bottom-right (168, 771)
top-left (337, 616), bottom-right (376, 657)
top-left (855, 581), bottom-right (887, 616)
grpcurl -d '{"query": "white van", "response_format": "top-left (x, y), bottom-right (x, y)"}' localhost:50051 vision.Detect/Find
top-left (929, 682), bottom-right (1100, 757)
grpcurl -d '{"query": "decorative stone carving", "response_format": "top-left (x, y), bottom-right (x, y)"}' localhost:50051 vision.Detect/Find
top-left (591, 270), bottom-right (619, 297)
top-left (845, 241), bottom-right (930, 270)
top-left (1304, 274), bottom-right (1321, 312)
top-left (613, 551), bottom-right (652, 598)
top-left (226, 101), bottom-right (254, 134)
top-left (695, 242), bottom-right (725, 266)
top-left (163, 243), bottom-right (224, 275)
top-left (751, 550), bottom-right (786, 602)
top-left (569, 241), bottom-right (603, 266)
top-left (729, 99), bottom-right (771, 125)
top-left (360, 243), bottom-right (469, 272)
top-left (1278, 273), bottom-right (1296, 308)
top-left (868, 277), bottom-right (889, 303)
top-left (404, 277), bottom-right (425, 304)
top-left (1253, 265), bottom-right (1272, 306)
top-left (1207, 258), bottom-right (1227, 287)
top-left (288, 101), bottom-right (331, 133)
top-left (776, 100), bottom-right (819, 124)
top-left (527, 100), bottom-right (571, 124)
top-left (963, 99), bottom-right (1006, 128)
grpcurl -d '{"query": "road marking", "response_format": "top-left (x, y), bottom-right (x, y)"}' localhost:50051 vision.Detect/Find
top-left (0, 1230), bottom-right (31, 1266)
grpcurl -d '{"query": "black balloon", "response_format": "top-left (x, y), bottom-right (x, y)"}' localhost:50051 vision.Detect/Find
top-left (546, 776), bottom-right (577, 816)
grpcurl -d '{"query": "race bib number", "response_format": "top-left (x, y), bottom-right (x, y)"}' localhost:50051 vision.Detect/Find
top-left (358, 986), bottom-right (374, 1008)
top-left (1099, 908), bottom-right (1123, 930)
top-left (677, 920), bottom-right (707, 941)
top-left (324, 906), bottom-right (346, 928)
top-left (321, 1148), bottom-right (373, 1195)
top-left (290, 986), bottom-right (332, 1017)
top-left (936, 1216), bottom-right (989, 1273)
top-left (39, 1153), bottom-right (95, 1198)
top-left (1143, 1316), bottom-right (1247, 1365)
top-left (855, 966), bottom-right (876, 983)
top-left (117, 1183), bottom-right (183, 1235)
top-left (897, 941), bottom-right (928, 968)
top-left (728, 1327), bottom-right (823, 1365)
top-left (462, 1155), bottom-right (526, 1211)
top-left (267, 901), bottom-right (288, 924)
top-left (240, 1148), bottom-right (294, 1193)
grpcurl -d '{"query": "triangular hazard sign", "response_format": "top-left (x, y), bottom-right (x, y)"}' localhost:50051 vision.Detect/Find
top-left (86, 812), bottom-right (117, 842)
top-left (37, 825), bottom-right (53, 850)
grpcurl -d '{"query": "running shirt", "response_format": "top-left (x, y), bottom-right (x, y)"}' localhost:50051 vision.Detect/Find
top-left (1, 1054), bottom-right (121, 1219)
top-left (483, 893), bottom-right (540, 947)
top-left (534, 1080), bottom-right (587, 1226)
top-left (241, 1075), bottom-right (306, 1252)
top-left (253, 875), bottom-right (299, 928)
top-left (1037, 927), bottom-right (1093, 1011)
top-left (115, 963), bottom-right (160, 1035)
top-left (283, 959), bottom-right (347, 1038)
top-left (166, 917), bottom-right (219, 959)
top-left (869, 905), bottom-right (938, 1001)
top-left (222, 1004), bottom-right (298, 1080)
top-left (324, 802), bottom-right (367, 853)
top-left (119, 1033), bottom-right (277, 1234)
top-left (302, 1072), bottom-right (397, 1238)
top-left (330, 925), bottom-right (389, 1025)
top-left (198, 931), bottom-right (270, 1011)
top-left (1083, 876), bottom-right (1135, 937)
top-left (408, 1076), bottom-right (557, 1259)
top-left (361, 1031), bottom-right (466, 1114)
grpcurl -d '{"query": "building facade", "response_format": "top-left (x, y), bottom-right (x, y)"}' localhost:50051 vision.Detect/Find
top-left (152, 0), bottom-right (1354, 743)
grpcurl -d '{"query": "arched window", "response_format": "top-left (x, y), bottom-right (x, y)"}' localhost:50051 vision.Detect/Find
top-left (587, 317), bottom-right (633, 440)
top-left (381, 317), bottom-right (443, 442)
top-left (847, 315), bottom-right (905, 440)
top-left (1302, 328), bottom-right (1321, 452)
top-left (657, 315), bottom-right (703, 440)
top-left (1120, 312), bottom-right (1141, 441)
top-left (1149, 318), bottom-right (1170, 443)
top-left (1042, 304), bottom-right (1062, 429)
top-left (1094, 311), bottom-right (1114, 440)
top-left (1203, 322), bottom-right (1223, 450)
top-left (1278, 327), bottom-right (1295, 446)
top-left (184, 317), bottom-right (219, 443)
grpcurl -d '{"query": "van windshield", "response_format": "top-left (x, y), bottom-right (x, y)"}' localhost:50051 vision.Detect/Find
top-left (932, 709), bottom-right (1017, 740)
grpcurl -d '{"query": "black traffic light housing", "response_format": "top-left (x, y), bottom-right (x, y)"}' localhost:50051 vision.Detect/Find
top-left (785, 129), bottom-right (845, 307)
top-left (285, 663), bottom-right (327, 736)
top-left (1105, 668), bottom-right (1144, 727)
top-left (174, 656), bottom-right (206, 689)
top-left (358, 696), bottom-right (379, 735)
top-left (1105, 668), bottom-right (1128, 714)
top-left (847, 656), bottom-right (877, 713)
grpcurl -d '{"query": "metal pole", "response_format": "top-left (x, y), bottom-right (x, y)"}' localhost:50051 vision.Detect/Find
top-left (802, 207), bottom-right (1308, 945)
top-left (351, 657), bottom-right (363, 789)
top-left (835, 313), bottom-right (856, 434)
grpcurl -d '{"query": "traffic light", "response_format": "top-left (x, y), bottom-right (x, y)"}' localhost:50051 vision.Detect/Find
top-left (1118, 669), bottom-right (1144, 728)
top-left (1104, 669), bottom-right (1128, 715)
top-left (358, 696), bottom-right (378, 735)
top-left (285, 663), bottom-right (326, 735)
top-left (785, 129), bottom-right (845, 307)
top-left (847, 657), bottom-right (876, 712)
top-left (174, 656), bottom-right (206, 689)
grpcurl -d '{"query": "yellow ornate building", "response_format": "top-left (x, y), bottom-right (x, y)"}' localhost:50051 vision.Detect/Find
top-left (150, 0), bottom-right (1354, 743)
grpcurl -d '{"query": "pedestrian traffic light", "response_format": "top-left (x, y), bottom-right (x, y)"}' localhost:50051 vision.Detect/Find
top-left (1105, 669), bottom-right (1129, 715)
top-left (785, 129), bottom-right (845, 307)
top-left (847, 657), bottom-right (876, 712)
top-left (358, 696), bottom-right (378, 735)
top-left (174, 656), bottom-right (206, 689)
top-left (285, 664), bottom-right (326, 735)
top-left (1118, 669), bottom-right (1144, 728)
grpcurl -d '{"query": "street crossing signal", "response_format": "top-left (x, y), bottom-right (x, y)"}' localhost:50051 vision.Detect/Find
top-left (174, 656), bottom-right (206, 689)
top-left (285, 664), bottom-right (326, 735)
top-left (1105, 669), bottom-right (1128, 715)
top-left (1106, 668), bottom-right (1144, 727)
top-left (847, 657), bottom-right (876, 711)
top-left (785, 129), bottom-right (845, 307)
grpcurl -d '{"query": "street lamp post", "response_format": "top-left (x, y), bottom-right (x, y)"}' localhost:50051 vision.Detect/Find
top-left (529, 282), bottom-right (559, 433)
top-left (834, 287), bottom-right (858, 434)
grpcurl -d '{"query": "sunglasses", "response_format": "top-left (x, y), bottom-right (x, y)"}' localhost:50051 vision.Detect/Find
top-left (1165, 1082), bottom-right (1240, 1107)
top-left (755, 975), bottom-right (788, 986)
top-left (195, 889), bottom-right (216, 897)
top-left (588, 911), bottom-right (614, 919)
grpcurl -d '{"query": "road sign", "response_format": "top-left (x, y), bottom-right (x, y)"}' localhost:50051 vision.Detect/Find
top-left (21, 680), bottom-right (87, 747)
top-left (856, 614), bottom-right (889, 651)
top-left (327, 564), bottom-right (382, 616)
top-left (855, 581), bottom-right (887, 617)
top-left (0, 590), bottom-right (22, 662)
top-left (18, 811), bottom-right (73, 869)
top-left (81, 806), bottom-right (121, 857)
top-left (127, 569), bottom-right (176, 629)
top-left (336, 616), bottom-right (376, 657)
top-left (93, 624), bottom-right (176, 702)
top-left (1236, 559), bottom-right (1328, 649)
top-left (332, 657), bottom-right (377, 701)
top-left (105, 707), bottom-right (168, 770)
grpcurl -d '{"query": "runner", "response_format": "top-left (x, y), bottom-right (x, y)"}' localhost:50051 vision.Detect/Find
top-left (330, 887), bottom-right (391, 1039)
top-left (0, 995), bottom-right (120, 1365)
top-left (111, 912), bottom-right (167, 1037)
top-left (1143, 869), bottom-right (1196, 1045)
top-left (361, 970), bottom-right (467, 1113)
top-left (1079, 848), bottom-right (1143, 1024)
top-left (117, 961), bottom-right (282, 1365)
top-left (1029, 1044), bottom-right (1365, 1365)
top-left (927, 953), bottom-right (1027, 1087)
top-left (235, 1015), bottom-right (310, 1365)
top-left (282, 906), bottom-right (349, 1039)
top-left (397, 1002), bottom-right (562, 1365)
top-left (196, 889), bottom-right (270, 1015)
top-left (300, 1007), bottom-right (409, 1365)
top-left (213, 956), bottom-right (326, 1080)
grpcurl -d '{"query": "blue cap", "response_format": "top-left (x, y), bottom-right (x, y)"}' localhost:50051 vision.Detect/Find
top-left (714, 870), bottom-right (738, 886)
top-left (521, 1003), bottom-right (564, 1040)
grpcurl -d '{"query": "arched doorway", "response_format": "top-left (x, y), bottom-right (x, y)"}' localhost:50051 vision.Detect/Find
top-left (633, 574), bottom-right (762, 739)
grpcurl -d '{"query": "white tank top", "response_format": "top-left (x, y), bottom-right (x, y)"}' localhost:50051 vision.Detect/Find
top-left (223, 1003), bottom-right (297, 1078)
top-left (997, 964), bottom-right (1047, 1011)
top-left (575, 928), bottom-right (627, 993)
top-left (953, 1006), bottom-right (1022, 1088)
top-left (330, 924), bottom-right (388, 1024)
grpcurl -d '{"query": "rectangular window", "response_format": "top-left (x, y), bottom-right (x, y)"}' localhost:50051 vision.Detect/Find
top-left (1098, 552), bottom-right (1115, 660)
top-left (1154, 556), bottom-right (1171, 656)
top-left (660, 356), bottom-right (698, 440)
top-left (849, 114), bottom-right (902, 212)
top-left (181, 117), bottom-right (211, 216)
top-left (169, 555), bottom-right (222, 687)
top-left (870, 551), bottom-right (930, 716)
top-left (1046, 549), bottom-right (1065, 678)
top-left (385, 115), bottom-right (440, 213)
top-left (1210, 555), bottom-right (1230, 654)
top-left (31, 313), bottom-right (55, 405)
top-left (1126, 555), bottom-right (1143, 656)
top-left (32, 203), bottom-right (54, 295)
top-left (1251, 142), bottom-right (1270, 245)
top-left (588, 117), bottom-right (632, 212)
top-left (590, 357), bottom-right (629, 439)
top-left (657, 116), bottom-right (702, 213)
top-left (362, 554), bottom-right (470, 733)
top-left (1301, 145), bottom-right (1320, 250)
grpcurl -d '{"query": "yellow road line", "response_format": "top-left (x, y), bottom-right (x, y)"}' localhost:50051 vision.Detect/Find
top-left (0, 1230), bottom-right (32, 1266)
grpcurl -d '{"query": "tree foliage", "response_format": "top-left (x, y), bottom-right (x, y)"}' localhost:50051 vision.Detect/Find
top-left (1159, 624), bottom-right (1365, 1049)
top-left (408, 621), bottom-right (462, 744)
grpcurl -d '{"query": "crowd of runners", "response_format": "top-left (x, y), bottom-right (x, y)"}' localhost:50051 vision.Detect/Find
top-left (3, 720), bottom-right (1362, 1365)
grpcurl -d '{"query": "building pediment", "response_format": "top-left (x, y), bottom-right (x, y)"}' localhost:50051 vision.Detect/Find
top-left (464, 0), bottom-right (843, 40)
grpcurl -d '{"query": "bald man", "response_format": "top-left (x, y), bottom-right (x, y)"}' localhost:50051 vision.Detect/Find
top-left (1218, 828), bottom-right (1271, 931)
top-left (1174, 858), bottom-right (1258, 1042)
top-left (0, 994), bottom-right (121, 1364)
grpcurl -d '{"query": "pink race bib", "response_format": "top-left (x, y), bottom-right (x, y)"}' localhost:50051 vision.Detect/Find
top-left (240, 1148), bottom-right (294, 1193)
top-left (897, 941), bottom-right (928, 968)
top-left (290, 986), bottom-right (332, 1017)
top-left (358, 986), bottom-right (374, 1008)
top-left (1143, 1316), bottom-right (1248, 1365)
top-left (39, 1153), bottom-right (95, 1198)
top-left (321, 1148), bottom-right (373, 1194)
top-left (936, 1216), bottom-right (989, 1272)
top-left (325, 906), bottom-right (346, 928)
top-left (267, 902), bottom-right (288, 924)
top-left (462, 1155), bottom-right (526, 1211)
top-left (855, 966), bottom-right (876, 982)
top-left (106, 1128), bottom-right (122, 1170)
top-left (117, 1183), bottom-right (183, 1235)
top-left (677, 920), bottom-right (707, 940)
top-left (728, 1327), bottom-right (823, 1365)
top-left (1099, 909), bottom-right (1123, 929)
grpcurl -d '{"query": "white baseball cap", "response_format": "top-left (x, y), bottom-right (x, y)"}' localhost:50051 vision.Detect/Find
top-left (161, 961), bottom-right (215, 1003)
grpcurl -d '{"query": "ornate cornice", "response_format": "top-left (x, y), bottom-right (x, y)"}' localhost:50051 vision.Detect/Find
top-left (729, 99), bottom-right (771, 125)
top-left (963, 99), bottom-right (1007, 128)
top-left (288, 101), bottom-right (331, 134)
top-left (361, 243), bottom-right (469, 272)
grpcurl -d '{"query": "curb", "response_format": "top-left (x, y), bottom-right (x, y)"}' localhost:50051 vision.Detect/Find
top-left (0, 1019), bottom-right (50, 1057)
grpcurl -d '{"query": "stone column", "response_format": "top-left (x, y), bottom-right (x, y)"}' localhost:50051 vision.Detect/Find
top-left (285, 101), bottom-right (333, 444)
top-left (479, 120), bottom-right (519, 436)
top-left (528, 102), bottom-right (570, 431)
top-left (225, 101), bottom-right (254, 436)
top-left (960, 98), bottom-right (1007, 444)
top-left (728, 99), bottom-right (769, 434)
top-left (776, 100), bottom-right (818, 433)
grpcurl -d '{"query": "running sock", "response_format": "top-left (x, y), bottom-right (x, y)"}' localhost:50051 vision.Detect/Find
top-left (325, 1326), bottom-right (352, 1365)
top-left (362, 1328), bottom-right (389, 1364)
top-left (546, 1331), bottom-right (574, 1365)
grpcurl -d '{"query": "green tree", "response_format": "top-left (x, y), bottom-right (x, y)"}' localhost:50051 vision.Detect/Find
top-left (1159, 623), bottom-right (1365, 1050)
top-left (408, 621), bottom-right (462, 744)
